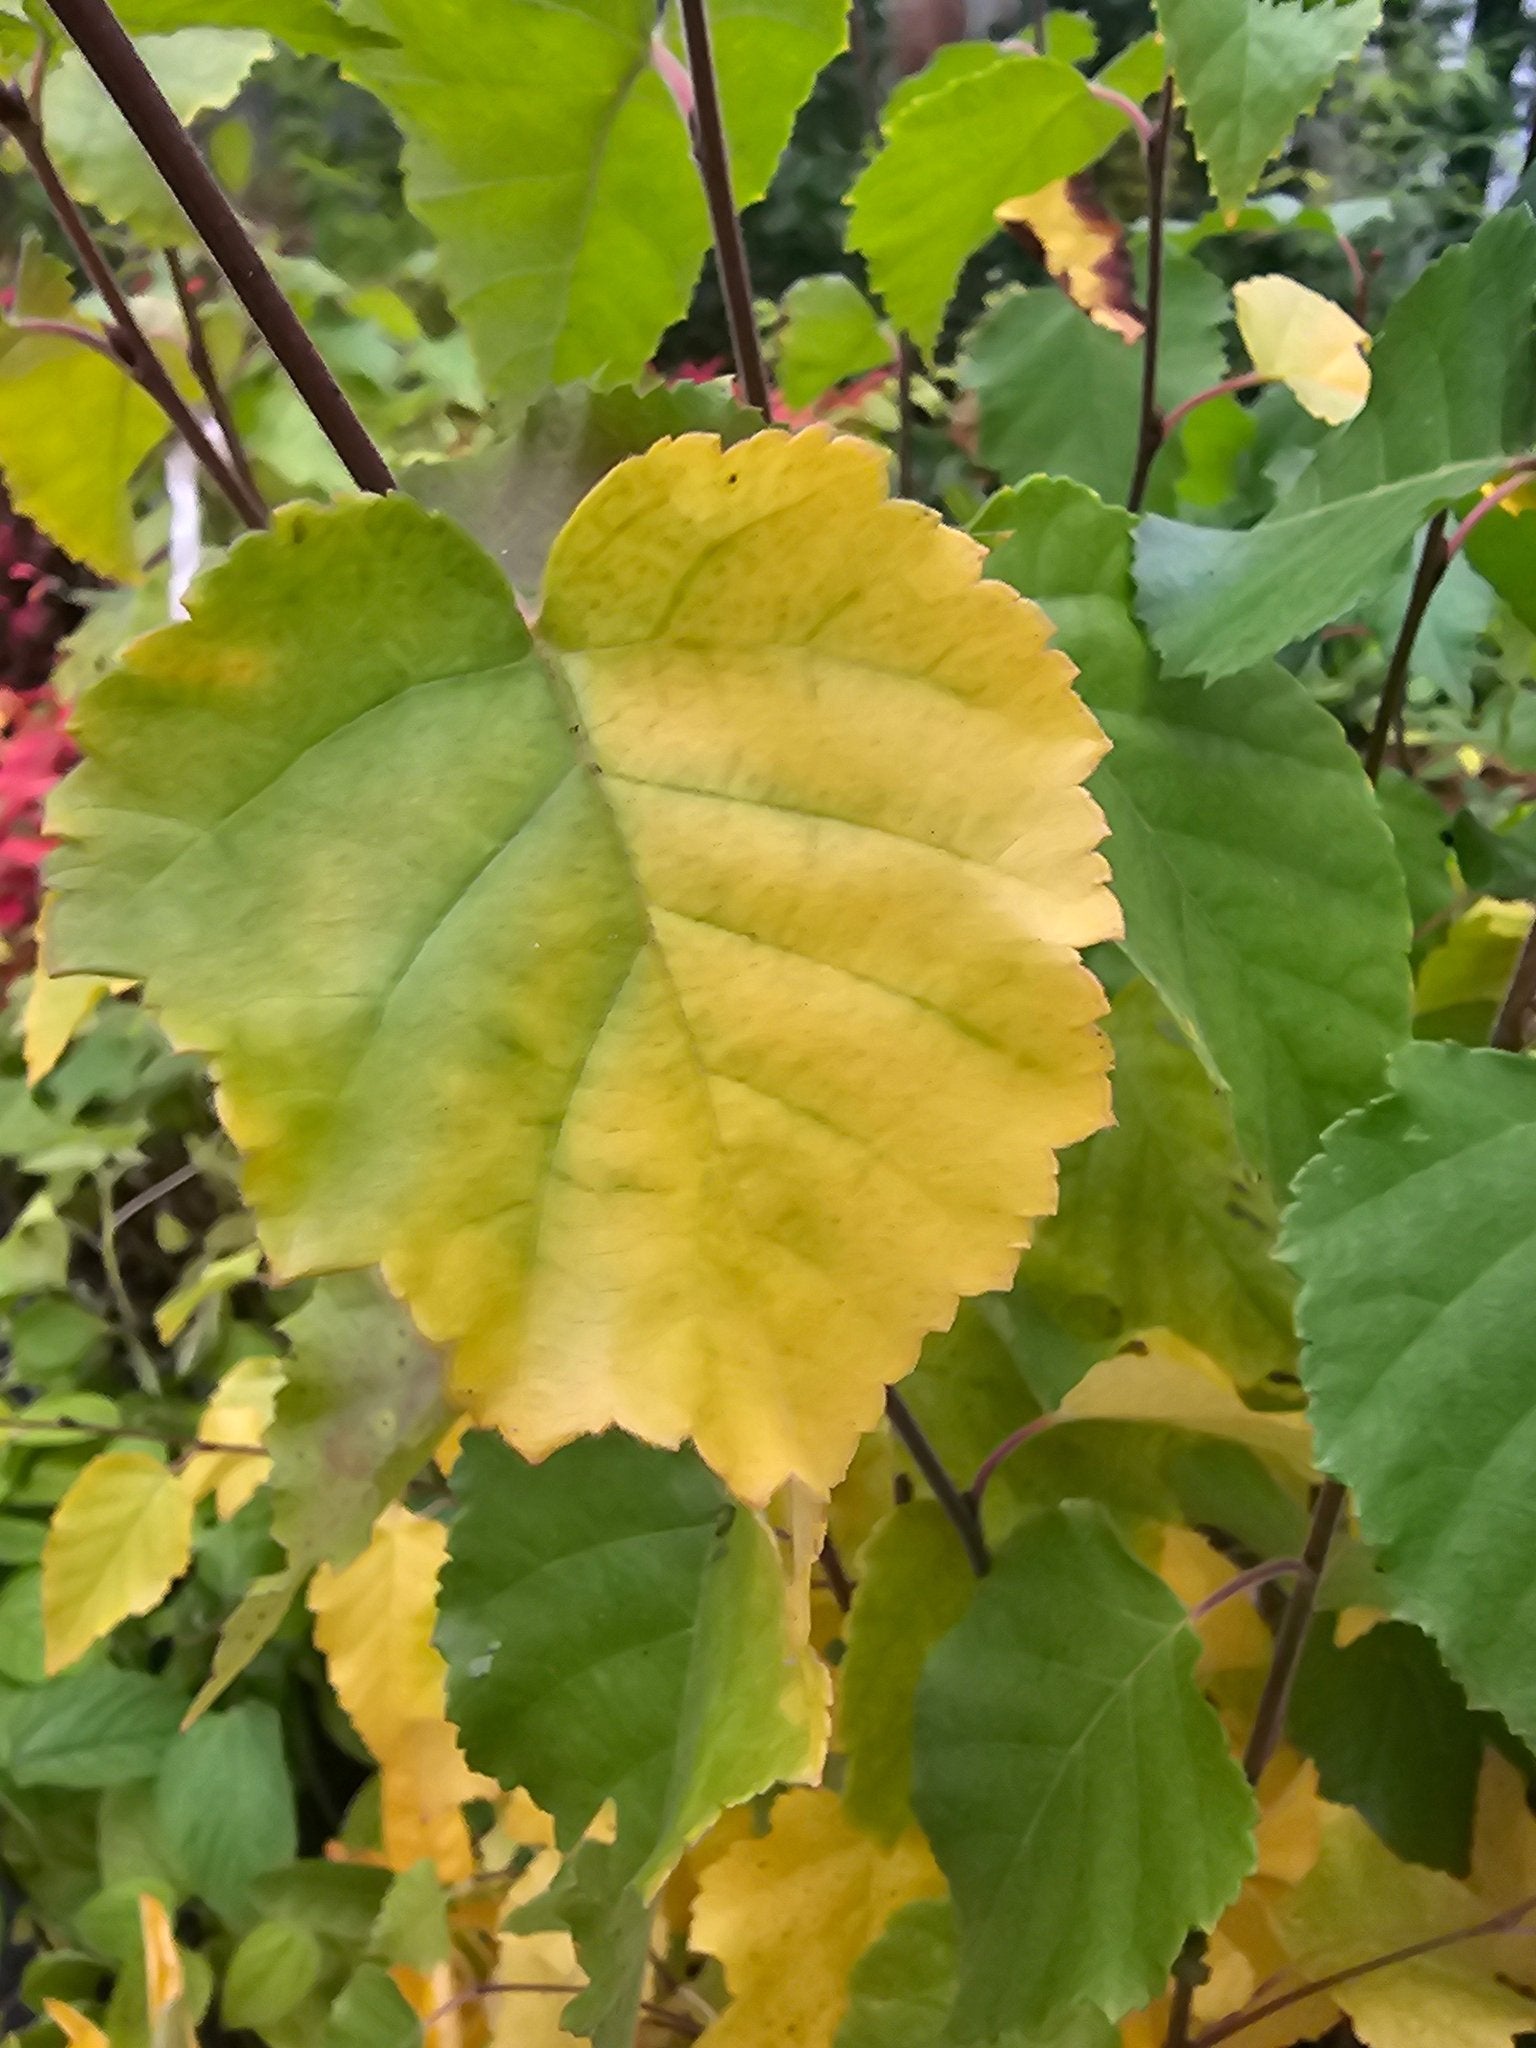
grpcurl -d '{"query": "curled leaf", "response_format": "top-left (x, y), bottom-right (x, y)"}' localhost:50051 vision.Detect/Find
top-left (1234, 274), bottom-right (1371, 424)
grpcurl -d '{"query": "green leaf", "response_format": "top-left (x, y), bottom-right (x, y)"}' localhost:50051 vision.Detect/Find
top-left (508, 1837), bottom-right (652, 2048)
top-left (1451, 808), bottom-right (1536, 903)
top-left (45, 29), bottom-right (273, 244)
top-left (323, 1964), bottom-right (418, 2048)
top-left (963, 293), bottom-right (1141, 504)
top-left (154, 1701), bottom-right (298, 1924)
top-left (1290, 1620), bottom-right (1484, 1877)
top-left (1094, 30), bottom-right (1165, 102)
top-left (222, 1920), bottom-right (325, 2032)
top-left (0, 325), bottom-right (164, 584)
top-left (847, 54), bottom-right (1125, 350)
top-left (1283, 1042), bottom-right (1536, 1745)
top-left (1465, 500), bottom-right (1536, 634)
top-left (775, 275), bottom-right (891, 411)
top-left (835, 1899), bottom-right (1116, 2048)
top-left (1135, 210), bottom-right (1536, 679)
top-left (113, 0), bottom-right (387, 53)
top-left (912, 1503), bottom-right (1257, 2036)
top-left (369, 1859), bottom-right (450, 1972)
top-left (1156, 0), bottom-right (1381, 212)
top-left (402, 380), bottom-right (761, 602)
top-left (1029, 978), bottom-right (1296, 1382)
top-left (249, 1861), bottom-right (392, 1944)
top-left (183, 1559), bottom-right (307, 1725)
top-left (984, 475), bottom-right (1412, 1190)
top-left (839, 1503), bottom-right (976, 1842)
top-left (268, 1273), bottom-right (448, 1570)
top-left (1043, 10), bottom-right (1096, 63)
top-left (347, 0), bottom-right (841, 404)
top-left (5, 1668), bottom-right (185, 1788)
top-left (1378, 771), bottom-right (1455, 943)
top-left (439, 1430), bottom-right (822, 1893)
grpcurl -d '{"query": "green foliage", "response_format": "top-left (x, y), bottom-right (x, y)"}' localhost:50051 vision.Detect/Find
top-left (913, 1504), bottom-right (1257, 2037)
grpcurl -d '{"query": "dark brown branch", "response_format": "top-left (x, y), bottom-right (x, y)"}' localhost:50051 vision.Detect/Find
top-left (166, 249), bottom-right (264, 514)
top-left (885, 1387), bottom-right (990, 1576)
top-left (38, 0), bottom-right (395, 495)
top-left (818, 1529), bottom-right (854, 1612)
top-left (0, 84), bottom-right (266, 528)
top-left (1127, 77), bottom-right (1175, 512)
top-left (1362, 513), bottom-right (1448, 784)
top-left (896, 335), bottom-right (919, 497)
top-left (1491, 915), bottom-right (1536, 1051)
top-left (675, 0), bottom-right (772, 415)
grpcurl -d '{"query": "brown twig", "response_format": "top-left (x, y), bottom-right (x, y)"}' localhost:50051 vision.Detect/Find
top-left (896, 334), bottom-right (919, 497)
top-left (165, 249), bottom-right (264, 513)
top-left (1491, 915), bottom-right (1536, 1051)
top-left (818, 1529), bottom-right (854, 1612)
top-left (0, 1413), bottom-right (266, 1457)
top-left (1127, 76), bottom-right (1175, 512)
top-left (885, 1387), bottom-right (990, 1575)
top-left (1187, 1557), bottom-right (1306, 1623)
top-left (38, 0), bottom-right (395, 494)
top-left (675, 0), bottom-right (772, 415)
top-left (0, 83), bottom-right (267, 528)
top-left (1362, 513), bottom-right (1448, 785)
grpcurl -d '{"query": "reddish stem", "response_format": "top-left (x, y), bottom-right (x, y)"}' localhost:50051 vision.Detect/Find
top-left (1161, 370), bottom-right (1264, 439)
top-left (1444, 462), bottom-right (1536, 558)
top-left (969, 1412), bottom-right (1060, 1504)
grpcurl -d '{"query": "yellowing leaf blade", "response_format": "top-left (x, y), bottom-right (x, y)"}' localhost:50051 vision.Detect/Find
top-left (1234, 274), bottom-right (1371, 424)
top-left (42, 1450), bottom-right (194, 1674)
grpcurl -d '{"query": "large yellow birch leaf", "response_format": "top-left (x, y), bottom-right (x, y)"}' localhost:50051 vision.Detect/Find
top-left (44, 429), bottom-right (1117, 1503)
top-left (42, 1450), bottom-right (195, 1673)
top-left (691, 1787), bottom-right (946, 2048)
top-left (1233, 275), bottom-right (1372, 425)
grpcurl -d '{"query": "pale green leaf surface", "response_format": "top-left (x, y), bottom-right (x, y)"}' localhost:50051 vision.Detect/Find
top-left (912, 1503), bottom-right (1257, 2036)
top-left (1043, 11), bottom-right (1096, 63)
top-left (0, 330), bottom-right (164, 582)
top-left (984, 475), bottom-right (1411, 1190)
top-left (46, 434), bottom-right (1115, 1502)
top-left (1094, 30), bottom-right (1164, 101)
top-left (267, 1273), bottom-right (448, 1570)
top-left (1282, 1042), bottom-right (1536, 1743)
top-left (44, 29), bottom-right (272, 243)
top-left (848, 55), bottom-right (1125, 350)
top-left (348, 0), bottom-right (840, 405)
top-left (1156, 0), bottom-right (1380, 211)
top-left (184, 1562), bottom-right (307, 1725)
top-left (439, 1430), bottom-right (823, 1893)
top-left (1135, 209), bottom-right (1536, 678)
top-left (222, 1920), bottom-right (325, 2033)
top-left (5, 1668), bottom-right (186, 1788)
top-left (963, 292), bottom-right (1141, 504)
top-left (776, 275), bottom-right (891, 411)
top-left (881, 39), bottom-right (1002, 126)
top-left (840, 1503), bottom-right (976, 1842)
top-left (114, 0), bottom-right (386, 53)
top-left (508, 1838), bottom-right (650, 2048)
top-left (155, 1701), bottom-right (297, 1924)
top-left (1029, 979), bottom-right (1296, 1382)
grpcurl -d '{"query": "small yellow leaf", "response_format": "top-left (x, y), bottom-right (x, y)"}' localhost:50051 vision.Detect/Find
top-left (141, 1891), bottom-right (184, 2021)
top-left (1159, 1526), bottom-right (1271, 1679)
top-left (994, 177), bottom-right (1143, 339)
top-left (309, 1504), bottom-right (490, 1879)
top-left (1233, 275), bottom-right (1372, 425)
top-left (43, 2002), bottom-right (110, 2048)
top-left (1058, 1330), bottom-right (1314, 1477)
top-left (1417, 900), bottom-right (1533, 1021)
top-left (43, 1450), bottom-right (195, 1673)
top-left (691, 1787), bottom-right (945, 2048)
top-left (23, 966), bottom-right (129, 1085)
top-left (179, 1354), bottom-right (283, 1519)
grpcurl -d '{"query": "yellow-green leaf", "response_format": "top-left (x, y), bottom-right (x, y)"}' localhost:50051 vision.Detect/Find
top-left (1233, 274), bottom-right (1371, 424)
top-left (46, 429), bottom-right (1117, 1503)
top-left (43, 1451), bottom-right (195, 1674)
top-left (23, 967), bottom-right (129, 1085)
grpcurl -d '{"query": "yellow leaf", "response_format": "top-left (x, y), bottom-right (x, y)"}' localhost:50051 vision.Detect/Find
top-left (51, 432), bottom-right (1118, 1504)
top-left (43, 2002), bottom-right (110, 2048)
top-left (22, 965), bottom-right (128, 1085)
top-left (43, 1450), bottom-right (195, 1673)
top-left (309, 1504), bottom-right (490, 1879)
top-left (1158, 1526), bottom-right (1271, 1679)
top-left (1233, 274), bottom-right (1372, 425)
top-left (178, 1354), bottom-right (283, 1519)
top-left (994, 177), bottom-right (1143, 339)
top-left (691, 1787), bottom-right (946, 2048)
top-left (1283, 1808), bottom-right (1536, 2048)
top-left (1058, 1330), bottom-right (1314, 1477)
top-left (1417, 899), bottom-right (1533, 1021)
top-left (141, 1891), bottom-right (184, 2021)
top-left (483, 1848), bottom-right (587, 2048)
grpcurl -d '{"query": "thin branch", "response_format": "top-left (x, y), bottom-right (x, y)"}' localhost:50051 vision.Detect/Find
top-left (818, 1529), bottom-right (854, 1612)
top-left (1445, 461), bottom-right (1536, 557)
top-left (112, 1160), bottom-right (201, 1232)
top-left (8, 315), bottom-right (119, 360)
top-left (95, 1168), bottom-right (159, 1393)
top-left (896, 334), bottom-right (919, 497)
top-left (1491, 914), bottom-right (1536, 1051)
top-left (1187, 1557), bottom-right (1306, 1623)
top-left (425, 1983), bottom-right (581, 2026)
top-left (675, 0), bottom-right (772, 415)
top-left (0, 1414), bottom-right (266, 1457)
top-left (1089, 81), bottom-right (1155, 149)
top-left (38, 0), bottom-right (395, 495)
top-left (1127, 76), bottom-right (1175, 512)
top-left (1160, 370), bottom-right (1264, 440)
top-left (0, 84), bottom-right (267, 528)
top-left (1362, 513), bottom-right (1448, 785)
top-left (1190, 1891), bottom-right (1536, 2048)
top-left (1338, 231), bottom-right (1369, 327)
top-left (166, 249), bottom-right (264, 513)
top-left (884, 1387), bottom-right (990, 1576)
top-left (970, 1412), bottom-right (1059, 1505)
